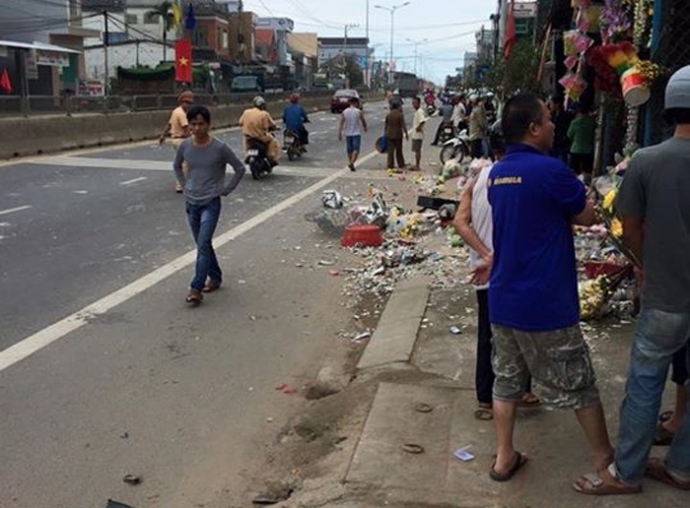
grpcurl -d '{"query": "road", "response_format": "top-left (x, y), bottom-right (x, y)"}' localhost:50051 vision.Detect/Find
top-left (0, 101), bottom-right (435, 508)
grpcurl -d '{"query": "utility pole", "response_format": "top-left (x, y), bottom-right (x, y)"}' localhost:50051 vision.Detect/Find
top-left (406, 38), bottom-right (427, 76)
top-left (103, 10), bottom-right (109, 96)
top-left (365, 0), bottom-right (370, 88)
top-left (374, 2), bottom-right (411, 84)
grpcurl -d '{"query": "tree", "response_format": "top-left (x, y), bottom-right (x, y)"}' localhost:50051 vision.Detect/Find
top-left (475, 39), bottom-right (542, 100)
top-left (320, 54), bottom-right (364, 88)
top-left (146, 1), bottom-right (176, 61)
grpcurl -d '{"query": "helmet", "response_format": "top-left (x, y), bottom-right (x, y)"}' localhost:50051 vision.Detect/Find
top-left (253, 96), bottom-right (266, 107)
top-left (665, 65), bottom-right (690, 110)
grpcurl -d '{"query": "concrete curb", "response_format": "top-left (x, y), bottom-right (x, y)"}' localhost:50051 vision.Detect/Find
top-left (356, 278), bottom-right (431, 371)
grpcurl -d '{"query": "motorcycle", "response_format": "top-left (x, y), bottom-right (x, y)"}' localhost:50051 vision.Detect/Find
top-left (283, 128), bottom-right (306, 161)
top-left (440, 128), bottom-right (471, 165)
top-left (438, 121), bottom-right (455, 144)
top-left (245, 137), bottom-right (274, 180)
top-left (426, 104), bottom-right (437, 116)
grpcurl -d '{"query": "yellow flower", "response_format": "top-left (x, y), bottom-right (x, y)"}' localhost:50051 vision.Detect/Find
top-left (611, 218), bottom-right (623, 238)
top-left (603, 190), bottom-right (617, 213)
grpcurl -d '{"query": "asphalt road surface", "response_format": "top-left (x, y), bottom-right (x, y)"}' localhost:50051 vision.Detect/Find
top-left (0, 101), bottom-right (439, 508)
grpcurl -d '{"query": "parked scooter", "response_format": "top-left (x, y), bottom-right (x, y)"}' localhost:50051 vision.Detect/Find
top-left (438, 121), bottom-right (455, 144)
top-left (283, 128), bottom-right (306, 161)
top-left (245, 137), bottom-right (274, 180)
top-left (440, 129), bottom-right (471, 164)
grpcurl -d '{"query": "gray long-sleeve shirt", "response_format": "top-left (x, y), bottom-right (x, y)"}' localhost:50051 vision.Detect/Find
top-left (173, 138), bottom-right (246, 205)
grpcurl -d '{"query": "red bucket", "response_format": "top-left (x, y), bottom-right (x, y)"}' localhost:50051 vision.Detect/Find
top-left (341, 224), bottom-right (382, 247)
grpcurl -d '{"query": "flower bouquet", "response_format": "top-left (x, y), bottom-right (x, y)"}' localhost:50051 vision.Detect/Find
top-left (579, 266), bottom-right (632, 320)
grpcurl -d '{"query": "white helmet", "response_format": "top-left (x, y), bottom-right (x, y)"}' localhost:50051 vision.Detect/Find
top-left (665, 65), bottom-right (690, 110)
top-left (253, 95), bottom-right (266, 107)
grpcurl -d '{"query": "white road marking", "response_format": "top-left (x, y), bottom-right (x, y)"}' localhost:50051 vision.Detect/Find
top-left (0, 205), bottom-right (32, 216)
top-left (0, 149), bottom-right (380, 372)
top-left (120, 176), bottom-right (148, 186)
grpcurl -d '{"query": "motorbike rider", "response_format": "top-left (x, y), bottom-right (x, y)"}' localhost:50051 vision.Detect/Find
top-left (238, 95), bottom-right (280, 166)
top-left (282, 92), bottom-right (310, 150)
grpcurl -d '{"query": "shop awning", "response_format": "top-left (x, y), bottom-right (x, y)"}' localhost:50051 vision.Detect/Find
top-left (0, 40), bottom-right (81, 54)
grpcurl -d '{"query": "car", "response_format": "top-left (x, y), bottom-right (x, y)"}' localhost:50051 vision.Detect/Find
top-left (330, 89), bottom-right (361, 113)
top-left (230, 75), bottom-right (263, 94)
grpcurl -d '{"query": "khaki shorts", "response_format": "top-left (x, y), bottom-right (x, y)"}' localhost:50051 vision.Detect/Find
top-left (491, 324), bottom-right (600, 410)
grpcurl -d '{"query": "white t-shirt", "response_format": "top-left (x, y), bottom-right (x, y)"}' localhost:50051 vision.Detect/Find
top-left (342, 106), bottom-right (362, 137)
top-left (469, 164), bottom-right (493, 289)
top-left (411, 107), bottom-right (427, 140)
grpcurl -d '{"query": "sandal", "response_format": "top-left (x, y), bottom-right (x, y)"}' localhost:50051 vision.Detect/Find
top-left (517, 393), bottom-right (542, 409)
top-left (653, 422), bottom-right (675, 446)
top-left (202, 279), bottom-right (222, 293)
top-left (474, 403), bottom-right (493, 421)
top-left (489, 451), bottom-right (528, 482)
top-left (659, 410), bottom-right (674, 423)
top-left (572, 467), bottom-right (641, 495)
top-left (645, 458), bottom-right (690, 490)
top-left (185, 289), bottom-right (203, 305)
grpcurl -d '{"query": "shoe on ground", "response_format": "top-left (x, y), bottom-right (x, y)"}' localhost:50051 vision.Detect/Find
top-left (349, 163), bottom-right (356, 172)
top-left (175, 183), bottom-right (183, 193)
top-left (185, 289), bottom-right (203, 305)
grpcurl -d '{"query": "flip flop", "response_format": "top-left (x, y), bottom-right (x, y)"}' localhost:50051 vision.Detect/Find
top-left (659, 410), bottom-right (674, 423)
top-left (489, 451), bottom-right (528, 482)
top-left (517, 394), bottom-right (542, 409)
top-left (653, 422), bottom-right (675, 446)
top-left (645, 458), bottom-right (690, 490)
top-left (572, 468), bottom-right (641, 496)
top-left (474, 403), bottom-right (493, 421)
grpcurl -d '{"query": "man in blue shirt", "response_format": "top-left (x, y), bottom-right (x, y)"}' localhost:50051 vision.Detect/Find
top-left (486, 92), bottom-right (613, 485)
top-left (282, 93), bottom-right (310, 148)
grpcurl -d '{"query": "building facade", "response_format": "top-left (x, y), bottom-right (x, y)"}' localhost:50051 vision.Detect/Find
top-left (1, 0), bottom-right (99, 95)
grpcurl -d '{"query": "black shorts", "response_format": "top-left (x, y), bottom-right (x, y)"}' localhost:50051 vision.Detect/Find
top-left (671, 345), bottom-right (688, 385)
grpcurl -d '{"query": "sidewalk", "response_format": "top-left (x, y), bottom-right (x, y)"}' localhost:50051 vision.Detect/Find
top-left (289, 280), bottom-right (682, 508)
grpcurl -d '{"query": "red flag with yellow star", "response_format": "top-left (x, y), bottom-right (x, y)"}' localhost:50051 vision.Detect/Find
top-left (175, 40), bottom-right (192, 83)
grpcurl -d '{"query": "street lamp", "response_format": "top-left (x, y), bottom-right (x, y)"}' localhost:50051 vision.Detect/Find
top-left (374, 1), bottom-right (411, 81)
top-left (406, 37), bottom-right (427, 76)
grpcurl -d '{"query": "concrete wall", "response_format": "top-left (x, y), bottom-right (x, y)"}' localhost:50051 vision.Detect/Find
top-left (0, 92), bottom-right (383, 159)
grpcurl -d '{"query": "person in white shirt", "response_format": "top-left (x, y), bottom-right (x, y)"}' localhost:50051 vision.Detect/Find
top-left (338, 97), bottom-right (368, 171)
top-left (410, 96), bottom-right (427, 170)
top-left (452, 95), bottom-right (467, 132)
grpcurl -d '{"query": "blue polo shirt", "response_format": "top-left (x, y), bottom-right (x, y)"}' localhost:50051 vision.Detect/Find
top-left (283, 103), bottom-right (308, 131)
top-left (487, 144), bottom-right (586, 331)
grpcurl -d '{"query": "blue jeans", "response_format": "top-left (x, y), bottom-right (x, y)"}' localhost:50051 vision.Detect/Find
top-left (186, 197), bottom-right (222, 292)
top-left (615, 308), bottom-right (690, 483)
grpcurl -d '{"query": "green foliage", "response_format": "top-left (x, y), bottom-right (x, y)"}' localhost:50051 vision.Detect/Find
top-left (319, 54), bottom-right (364, 88)
top-left (146, 1), bottom-right (176, 39)
top-left (474, 39), bottom-right (543, 99)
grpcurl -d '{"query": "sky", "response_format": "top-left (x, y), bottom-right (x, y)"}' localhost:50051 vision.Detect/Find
top-left (240, 0), bottom-right (498, 84)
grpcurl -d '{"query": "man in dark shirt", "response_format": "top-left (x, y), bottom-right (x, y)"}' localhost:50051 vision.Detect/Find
top-left (487, 92), bottom-right (612, 485)
top-left (384, 101), bottom-right (409, 170)
top-left (549, 96), bottom-right (573, 163)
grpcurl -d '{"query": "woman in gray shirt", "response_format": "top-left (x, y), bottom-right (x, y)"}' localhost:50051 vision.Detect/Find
top-left (173, 105), bottom-right (246, 305)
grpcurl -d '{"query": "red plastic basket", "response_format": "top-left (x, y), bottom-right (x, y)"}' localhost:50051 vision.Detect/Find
top-left (583, 261), bottom-right (626, 279)
top-left (341, 224), bottom-right (382, 247)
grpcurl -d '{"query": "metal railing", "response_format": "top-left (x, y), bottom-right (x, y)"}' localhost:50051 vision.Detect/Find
top-left (0, 90), bottom-right (337, 118)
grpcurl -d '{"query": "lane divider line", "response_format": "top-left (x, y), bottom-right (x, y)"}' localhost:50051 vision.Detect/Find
top-left (0, 149), bottom-right (381, 373)
top-left (0, 205), bottom-right (32, 216)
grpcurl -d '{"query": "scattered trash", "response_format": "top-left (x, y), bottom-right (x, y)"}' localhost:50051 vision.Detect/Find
top-left (119, 432), bottom-right (129, 439)
top-left (328, 269), bottom-right (340, 276)
top-left (106, 500), bottom-right (136, 508)
top-left (414, 402), bottom-right (434, 413)
top-left (453, 447), bottom-right (475, 462)
top-left (449, 325), bottom-right (462, 335)
top-left (122, 474), bottom-right (142, 486)
top-left (401, 443), bottom-right (425, 454)
top-left (351, 331), bottom-right (372, 342)
top-left (318, 259), bottom-right (336, 266)
top-left (321, 190), bottom-right (343, 209)
top-left (275, 383), bottom-right (287, 390)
